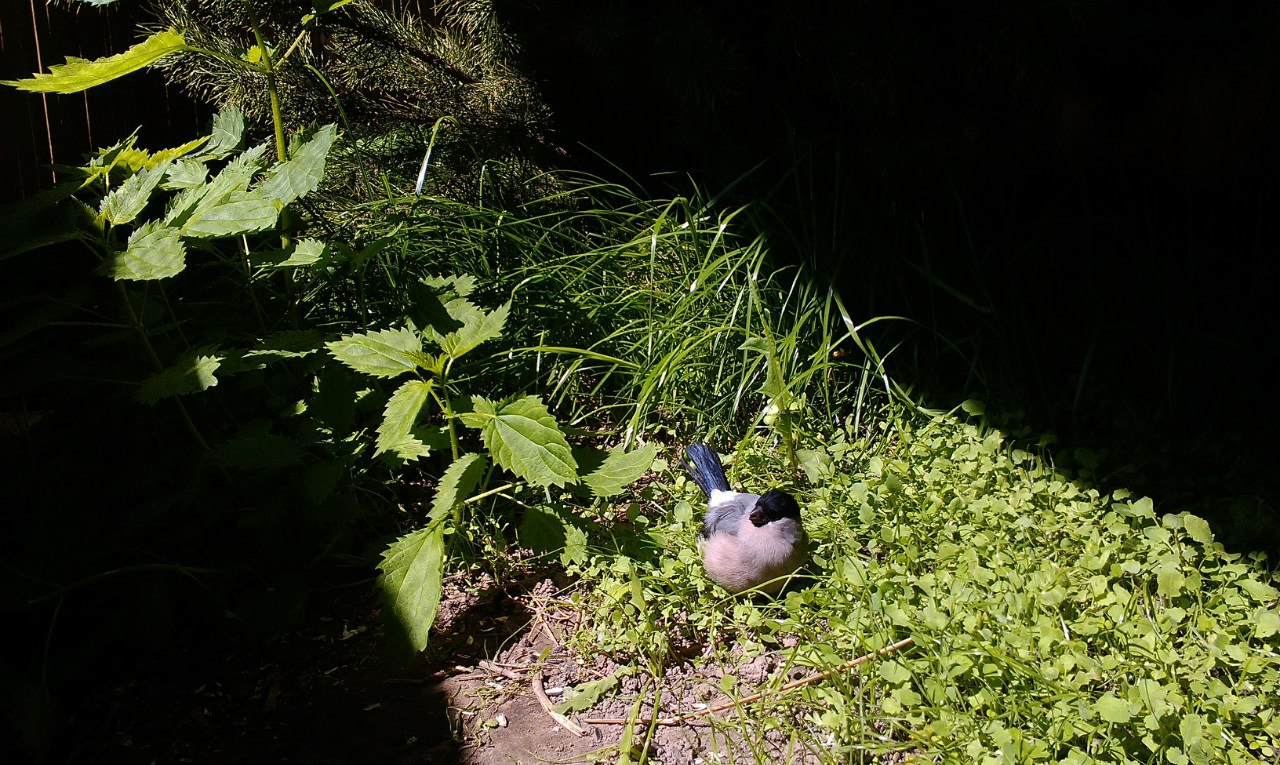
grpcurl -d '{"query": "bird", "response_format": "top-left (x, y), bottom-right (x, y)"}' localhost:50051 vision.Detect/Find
top-left (682, 444), bottom-right (808, 594)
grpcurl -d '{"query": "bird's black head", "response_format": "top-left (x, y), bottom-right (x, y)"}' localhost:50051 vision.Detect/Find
top-left (748, 489), bottom-right (802, 527)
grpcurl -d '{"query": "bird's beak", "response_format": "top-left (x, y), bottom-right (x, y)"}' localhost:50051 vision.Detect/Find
top-left (748, 509), bottom-right (769, 527)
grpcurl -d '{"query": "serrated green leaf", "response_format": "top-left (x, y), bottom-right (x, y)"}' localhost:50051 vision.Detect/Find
top-left (1096, 693), bottom-right (1133, 723)
top-left (430, 453), bottom-right (487, 522)
top-left (518, 505), bottom-right (570, 553)
top-left (458, 396), bottom-right (577, 487)
top-left (378, 525), bottom-right (446, 652)
top-left (2, 29), bottom-right (188, 93)
top-left (326, 326), bottom-right (424, 378)
top-left (149, 135), bottom-right (209, 167)
top-left (163, 159), bottom-right (208, 190)
top-left (181, 191), bottom-right (278, 238)
top-left (553, 674), bottom-right (619, 714)
top-left (376, 380), bottom-right (432, 457)
top-left (258, 123), bottom-right (337, 205)
top-left (423, 273), bottom-right (476, 296)
top-left (137, 350), bottom-right (221, 403)
top-left (582, 442), bottom-right (657, 498)
top-left (164, 144), bottom-right (268, 227)
top-left (202, 107), bottom-right (245, 158)
top-left (99, 160), bottom-right (170, 225)
top-left (109, 220), bottom-right (186, 281)
top-left (440, 300), bottom-right (510, 359)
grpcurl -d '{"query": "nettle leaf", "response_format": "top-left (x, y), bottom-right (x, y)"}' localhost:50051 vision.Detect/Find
top-left (2, 29), bottom-right (188, 93)
top-left (202, 107), bottom-right (245, 159)
top-left (423, 273), bottom-right (477, 296)
top-left (582, 442), bottom-right (657, 498)
top-left (165, 143), bottom-right (269, 227)
top-left (458, 396), bottom-right (578, 487)
top-left (376, 379), bottom-right (433, 458)
top-left (440, 300), bottom-right (510, 359)
top-left (109, 220), bottom-right (186, 281)
top-left (430, 453), bottom-right (488, 522)
top-left (99, 160), bottom-right (171, 225)
top-left (149, 135), bottom-right (209, 167)
top-left (163, 159), bottom-right (208, 190)
top-left (258, 123), bottom-right (338, 206)
top-left (553, 674), bottom-right (620, 714)
top-left (378, 524), bottom-right (446, 653)
top-left (137, 350), bottom-right (221, 403)
top-left (328, 327), bottom-right (425, 378)
top-left (181, 191), bottom-right (279, 238)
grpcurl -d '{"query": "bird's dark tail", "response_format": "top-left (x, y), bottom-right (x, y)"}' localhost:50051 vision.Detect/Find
top-left (682, 444), bottom-right (731, 496)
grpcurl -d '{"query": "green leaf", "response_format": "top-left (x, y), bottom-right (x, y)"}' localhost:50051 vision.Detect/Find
top-left (440, 300), bottom-right (510, 359)
top-left (458, 396), bottom-right (578, 487)
top-left (254, 239), bottom-right (326, 269)
top-left (164, 143), bottom-right (268, 228)
top-left (162, 159), bottom-right (208, 190)
top-left (1255, 609), bottom-right (1280, 639)
top-left (1239, 577), bottom-right (1280, 602)
top-left (2, 29), bottom-right (188, 93)
top-left (181, 191), bottom-right (279, 238)
top-left (430, 453), bottom-right (488, 522)
top-left (327, 327), bottom-right (425, 378)
top-left (109, 220), bottom-right (186, 281)
top-left (137, 350), bottom-right (221, 403)
top-left (1155, 558), bottom-right (1186, 598)
top-left (202, 106), bottom-right (245, 159)
top-left (582, 442), bottom-right (657, 498)
top-left (518, 505), bottom-right (570, 553)
top-left (258, 124), bottom-right (338, 206)
top-left (1096, 694), bottom-right (1133, 723)
top-left (376, 380), bottom-right (433, 458)
top-left (99, 160), bottom-right (171, 225)
top-left (378, 525), bottom-right (446, 653)
top-left (553, 674), bottom-right (620, 714)
top-left (797, 448), bottom-right (834, 484)
top-left (1180, 513), bottom-right (1214, 546)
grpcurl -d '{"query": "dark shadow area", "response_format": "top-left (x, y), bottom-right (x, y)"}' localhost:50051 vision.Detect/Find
top-left (508, 0), bottom-right (1280, 557)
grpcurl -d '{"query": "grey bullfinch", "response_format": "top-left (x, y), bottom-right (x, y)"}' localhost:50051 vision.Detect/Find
top-left (682, 444), bottom-right (808, 594)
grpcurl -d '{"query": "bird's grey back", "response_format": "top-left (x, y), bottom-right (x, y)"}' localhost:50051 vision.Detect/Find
top-left (700, 491), bottom-right (759, 539)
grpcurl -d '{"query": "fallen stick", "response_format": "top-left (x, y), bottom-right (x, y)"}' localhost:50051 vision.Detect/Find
top-left (582, 636), bottom-right (915, 727)
top-left (533, 669), bottom-right (588, 737)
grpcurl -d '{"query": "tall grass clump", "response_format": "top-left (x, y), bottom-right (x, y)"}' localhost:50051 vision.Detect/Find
top-left (341, 174), bottom-right (893, 451)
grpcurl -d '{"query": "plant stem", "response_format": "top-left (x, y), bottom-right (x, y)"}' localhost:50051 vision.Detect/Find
top-left (241, 0), bottom-right (300, 329)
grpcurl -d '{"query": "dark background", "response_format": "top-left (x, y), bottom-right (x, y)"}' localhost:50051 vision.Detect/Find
top-left (506, 1), bottom-right (1280, 551)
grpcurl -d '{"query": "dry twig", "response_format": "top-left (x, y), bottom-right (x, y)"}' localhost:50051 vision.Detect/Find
top-left (532, 670), bottom-right (587, 736)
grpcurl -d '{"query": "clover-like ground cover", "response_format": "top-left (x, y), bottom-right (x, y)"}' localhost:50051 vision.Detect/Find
top-left (546, 412), bottom-right (1280, 763)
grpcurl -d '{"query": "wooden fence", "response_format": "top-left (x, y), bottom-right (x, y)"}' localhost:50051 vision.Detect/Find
top-left (1, 1), bottom-right (213, 204)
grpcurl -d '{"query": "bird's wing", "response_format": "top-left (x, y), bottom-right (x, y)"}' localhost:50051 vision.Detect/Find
top-left (700, 492), bottom-right (759, 539)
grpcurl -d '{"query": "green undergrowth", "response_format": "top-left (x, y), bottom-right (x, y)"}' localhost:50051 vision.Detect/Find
top-left (563, 411), bottom-right (1280, 763)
